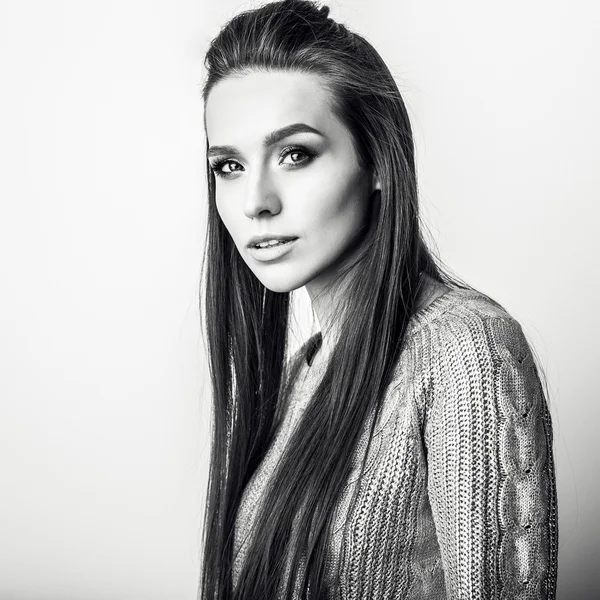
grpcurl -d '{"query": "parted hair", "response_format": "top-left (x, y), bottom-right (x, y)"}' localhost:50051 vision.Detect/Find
top-left (199, 1), bottom-right (471, 598)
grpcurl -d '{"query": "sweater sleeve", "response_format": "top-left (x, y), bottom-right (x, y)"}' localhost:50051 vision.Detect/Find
top-left (425, 315), bottom-right (558, 600)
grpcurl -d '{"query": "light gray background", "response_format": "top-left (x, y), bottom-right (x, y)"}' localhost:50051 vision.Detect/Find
top-left (0, 0), bottom-right (597, 598)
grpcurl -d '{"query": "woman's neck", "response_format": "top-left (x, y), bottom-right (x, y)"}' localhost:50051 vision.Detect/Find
top-left (304, 279), bottom-right (345, 368)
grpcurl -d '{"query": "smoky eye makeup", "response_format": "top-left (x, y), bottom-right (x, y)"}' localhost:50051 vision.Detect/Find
top-left (209, 144), bottom-right (318, 179)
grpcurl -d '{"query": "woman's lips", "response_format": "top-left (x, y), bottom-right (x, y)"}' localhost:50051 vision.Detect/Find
top-left (247, 238), bottom-right (298, 262)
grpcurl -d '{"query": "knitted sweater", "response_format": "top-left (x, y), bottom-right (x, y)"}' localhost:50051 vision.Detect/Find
top-left (232, 288), bottom-right (559, 599)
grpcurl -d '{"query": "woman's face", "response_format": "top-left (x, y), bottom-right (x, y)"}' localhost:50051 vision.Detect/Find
top-left (204, 70), bottom-right (379, 295)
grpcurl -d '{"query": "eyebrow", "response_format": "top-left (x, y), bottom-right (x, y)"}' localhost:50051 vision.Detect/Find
top-left (207, 123), bottom-right (324, 158)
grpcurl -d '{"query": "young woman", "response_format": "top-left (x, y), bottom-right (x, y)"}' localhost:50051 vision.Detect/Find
top-left (198, 1), bottom-right (559, 598)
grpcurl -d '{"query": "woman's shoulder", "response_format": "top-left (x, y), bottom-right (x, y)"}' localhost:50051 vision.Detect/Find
top-left (407, 281), bottom-right (522, 339)
top-left (403, 284), bottom-right (536, 388)
top-left (390, 286), bottom-right (542, 438)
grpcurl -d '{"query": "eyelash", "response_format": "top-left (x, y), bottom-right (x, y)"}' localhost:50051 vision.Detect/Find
top-left (209, 145), bottom-right (316, 179)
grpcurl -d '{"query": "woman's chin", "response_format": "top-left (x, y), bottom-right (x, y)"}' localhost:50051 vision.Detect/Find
top-left (258, 278), bottom-right (303, 294)
top-left (250, 270), bottom-right (308, 294)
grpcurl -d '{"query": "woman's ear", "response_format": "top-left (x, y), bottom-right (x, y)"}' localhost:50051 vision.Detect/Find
top-left (370, 167), bottom-right (381, 194)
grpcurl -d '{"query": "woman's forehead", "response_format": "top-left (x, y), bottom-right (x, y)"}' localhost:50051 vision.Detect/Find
top-left (204, 70), bottom-right (340, 146)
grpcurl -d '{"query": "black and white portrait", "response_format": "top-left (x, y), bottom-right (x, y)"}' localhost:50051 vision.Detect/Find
top-left (0, 1), bottom-right (597, 599)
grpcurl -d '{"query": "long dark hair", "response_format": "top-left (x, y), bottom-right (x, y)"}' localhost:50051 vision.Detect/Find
top-left (199, 1), bottom-right (475, 598)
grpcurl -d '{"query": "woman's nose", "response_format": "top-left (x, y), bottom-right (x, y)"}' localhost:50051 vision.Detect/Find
top-left (243, 167), bottom-right (281, 219)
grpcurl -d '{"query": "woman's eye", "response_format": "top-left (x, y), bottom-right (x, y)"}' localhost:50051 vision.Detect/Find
top-left (280, 147), bottom-right (313, 167)
top-left (210, 147), bottom-right (314, 179)
top-left (210, 160), bottom-right (243, 178)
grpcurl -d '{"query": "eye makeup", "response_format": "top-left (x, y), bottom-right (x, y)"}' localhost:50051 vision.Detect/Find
top-left (209, 145), bottom-right (317, 179)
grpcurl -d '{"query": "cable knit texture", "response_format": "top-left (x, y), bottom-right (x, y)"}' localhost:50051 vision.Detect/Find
top-left (231, 288), bottom-right (558, 599)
